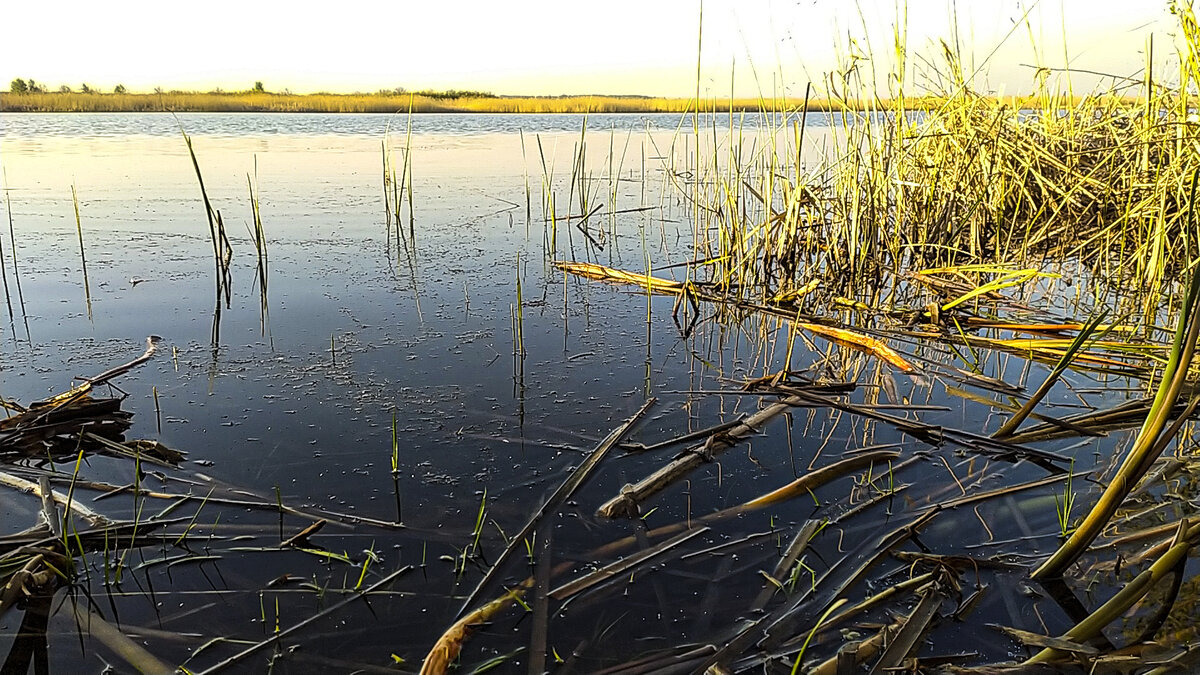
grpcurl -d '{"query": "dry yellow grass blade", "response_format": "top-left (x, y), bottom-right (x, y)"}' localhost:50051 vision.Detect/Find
top-left (936, 269), bottom-right (1055, 312)
top-left (555, 261), bottom-right (918, 373)
top-left (420, 582), bottom-right (532, 675)
top-left (36, 382), bottom-right (93, 407)
top-left (963, 320), bottom-right (1137, 334)
top-left (791, 321), bottom-right (917, 373)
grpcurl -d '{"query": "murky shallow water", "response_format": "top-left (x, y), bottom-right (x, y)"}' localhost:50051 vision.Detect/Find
top-left (0, 112), bottom-right (1182, 673)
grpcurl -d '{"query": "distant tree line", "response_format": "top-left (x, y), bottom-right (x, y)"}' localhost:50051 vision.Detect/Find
top-left (8, 79), bottom-right (500, 99)
top-left (9, 78), bottom-right (127, 94)
top-left (412, 89), bottom-right (497, 100)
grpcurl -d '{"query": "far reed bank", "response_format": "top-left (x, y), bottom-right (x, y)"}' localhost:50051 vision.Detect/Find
top-left (0, 89), bottom-right (1142, 114)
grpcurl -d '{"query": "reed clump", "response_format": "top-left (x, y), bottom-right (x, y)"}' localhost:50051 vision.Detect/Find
top-left (544, 5), bottom-right (1200, 673)
top-left (679, 5), bottom-right (1200, 313)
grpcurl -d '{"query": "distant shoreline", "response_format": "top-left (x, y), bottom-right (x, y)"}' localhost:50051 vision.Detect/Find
top-left (0, 91), bottom-right (827, 114)
top-left (0, 91), bottom-right (1040, 114)
top-left (1, 91), bottom-right (1135, 115)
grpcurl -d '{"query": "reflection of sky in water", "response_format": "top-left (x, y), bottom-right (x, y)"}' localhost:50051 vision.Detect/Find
top-left (0, 112), bottom-right (1132, 672)
top-left (0, 110), bottom-right (833, 139)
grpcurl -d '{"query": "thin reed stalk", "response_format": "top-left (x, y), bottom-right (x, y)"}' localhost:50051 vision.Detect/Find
top-left (179, 125), bottom-right (232, 315)
top-left (70, 184), bottom-right (92, 320)
top-left (247, 157), bottom-right (269, 336)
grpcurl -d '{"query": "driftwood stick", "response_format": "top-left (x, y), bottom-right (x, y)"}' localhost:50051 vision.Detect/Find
top-left (82, 335), bottom-right (162, 385)
top-left (0, 471), bottom-right (111, 527)
top-left (597, 395), bottom-right (804, 519)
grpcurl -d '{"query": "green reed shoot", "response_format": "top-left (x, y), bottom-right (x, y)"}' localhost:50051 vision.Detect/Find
top-left (180, 124), bottom-right (232, 310)
top-left (247, 156), bottom-right (269, 334)
top-left (1055, 458), bottom-right (1076, 538)
top-left (390, 409), bottom-right (399, 475)
top-left (791, 599), bottom-right (849, 675)
top-left (355, 541), bottom-right (375, 591)
top-left (470, 488), bottom-right (488, 558)
top-left (3, 180), bottom-right (25, 326)
top-left (113, 453), bottom-right (149, 584)
top-left (70, 184), bottom-right (92, 319)
top-left (536, 133), bottom-right (553, 223)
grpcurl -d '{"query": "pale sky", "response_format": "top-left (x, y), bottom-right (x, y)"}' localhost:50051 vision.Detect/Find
top-left (0, 1), bottom-right (1180, 97)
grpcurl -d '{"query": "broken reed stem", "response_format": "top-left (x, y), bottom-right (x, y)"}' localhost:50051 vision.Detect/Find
top-left (514, 254), bottom-right (525, 358)
top-left (381, 139), bottom-right (392, 229)
top-left (0, 204), bottom-right (12, 322)
top-left (404, 95), bottom-right (415, 239)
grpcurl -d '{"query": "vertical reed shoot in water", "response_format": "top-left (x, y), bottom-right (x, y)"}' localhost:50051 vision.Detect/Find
top-left (381, 139), bottom-right (393, 229)
top-left (520, 129), bottom-right (531, 229)
top-left (180, 125), bottom-right (233, 311)
top-left (70, 184), bottom-right (92, 320)
top-left (0, 190), bottom-right (13, 322)
top-left (2, 173), bottom-right (28, 324)
top-left (403, 96), bottom-right (415, 239)
top-left (247, 157), bottom-right (269, 335)
top-left (514, 254), bottom-right (526, 359)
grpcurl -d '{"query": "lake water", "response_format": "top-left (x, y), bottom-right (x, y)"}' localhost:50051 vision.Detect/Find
top-left (0, 112), bottom-right (1165, 673)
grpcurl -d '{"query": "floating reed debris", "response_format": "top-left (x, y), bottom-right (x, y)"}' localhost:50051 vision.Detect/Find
top-left (596, 380), bottom-right (861, 519)
top-left (0, 336), bottom-right (163, 462)
top-left (456, 397), bottom-right (654, 614)
top-left (555, 261), bottom-right (919, 373)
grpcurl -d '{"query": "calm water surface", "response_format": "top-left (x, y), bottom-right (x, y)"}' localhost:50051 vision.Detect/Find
top-left (0, 112), bottom-right (1123, 673)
